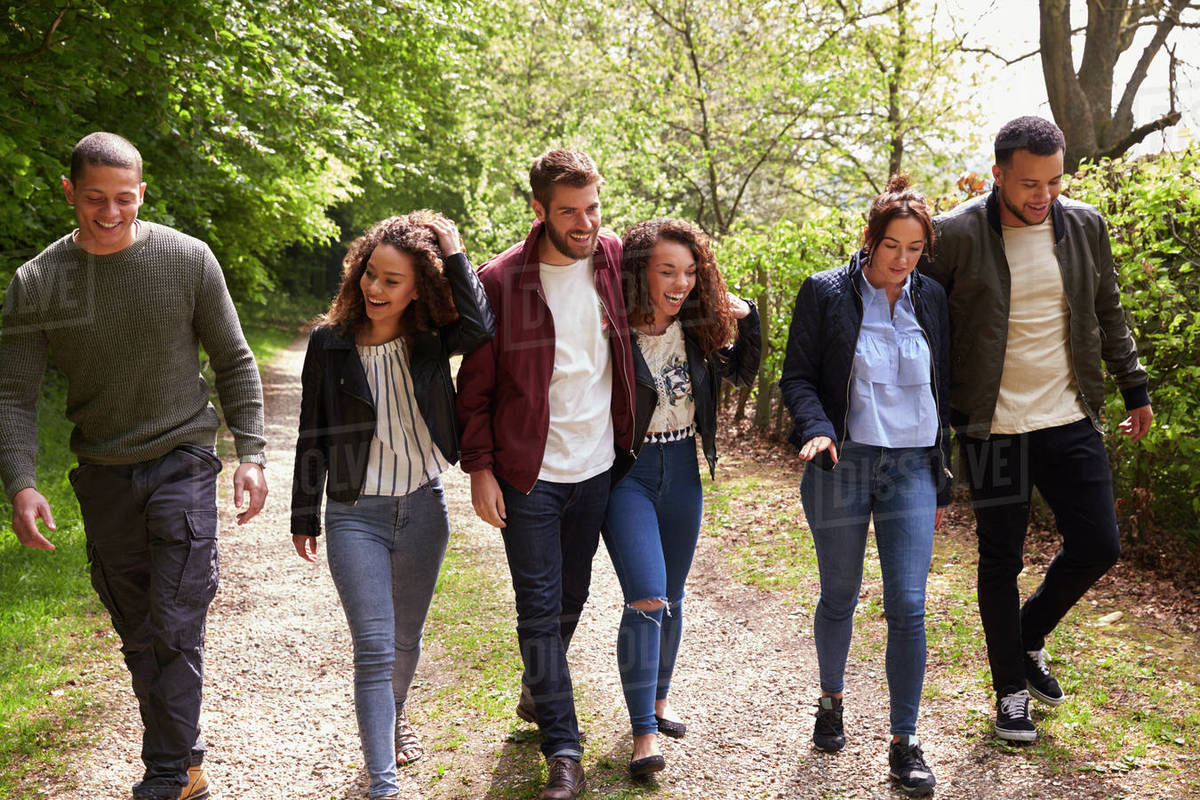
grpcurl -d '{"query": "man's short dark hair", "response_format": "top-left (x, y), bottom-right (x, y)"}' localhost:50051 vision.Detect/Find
top-left (994, 116), bottom-right (1066, 166)
top-left (529, 148), bottom-right (603, 208)
top-left (70, 132), bottom-right (143, 182)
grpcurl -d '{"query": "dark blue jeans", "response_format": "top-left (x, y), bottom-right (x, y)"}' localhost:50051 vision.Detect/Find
top-left (801, 441), bottom-right (936, 736)
top-left (602, 438), bottom-right (702, 736)
top-left (498, 471), bottom-right (610, 760)
top-left (958, 417), bottom-right (1121, 694)
top-left (69, 443), bottom-right (221, 798)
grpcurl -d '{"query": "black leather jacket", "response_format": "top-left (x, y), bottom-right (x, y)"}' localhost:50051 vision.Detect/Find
top-left (290, 252), bottom-right (495, 537)
top-left (630, 300), bottom-right (761, 478)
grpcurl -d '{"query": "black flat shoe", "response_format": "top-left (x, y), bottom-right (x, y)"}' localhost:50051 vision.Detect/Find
top-left (629, 754), bottom-right (666, 778)
top-left (655, 715), bottom-right (686, 738)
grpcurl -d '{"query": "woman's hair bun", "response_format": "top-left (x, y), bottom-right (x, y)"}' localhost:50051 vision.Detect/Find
top-left (885, 173), bottom-right (911, 193)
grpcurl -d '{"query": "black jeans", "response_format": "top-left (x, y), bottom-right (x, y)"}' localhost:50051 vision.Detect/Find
top-left (959, 418), bottom-right (1120, 694)
top-left (69, 443), bottom-right (221, 798)
top-left (498, 471), bottom-right (609, 760)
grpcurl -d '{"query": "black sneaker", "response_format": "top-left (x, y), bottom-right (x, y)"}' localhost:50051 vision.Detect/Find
top-left (1025, 649), bottom-right (1066, 706)
top-left (889, 735), bottom-right (936, 796)
top-left (995, 687), bottom-right (1037, 742)
top-left (812, 695), bottom-right (845, 752)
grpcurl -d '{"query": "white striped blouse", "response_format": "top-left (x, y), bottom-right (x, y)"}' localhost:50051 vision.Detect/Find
top-left (356, 338), bottom-right (448, 496)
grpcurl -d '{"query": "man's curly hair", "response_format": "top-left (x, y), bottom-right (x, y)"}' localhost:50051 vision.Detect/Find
top-left (322, 210), bottom-right (460, 339)
top-left (621, 218), bottom-right (733, 356)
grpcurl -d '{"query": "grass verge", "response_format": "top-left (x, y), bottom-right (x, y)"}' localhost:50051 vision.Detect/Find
top-left (0, 301), bottom-right (316, 800)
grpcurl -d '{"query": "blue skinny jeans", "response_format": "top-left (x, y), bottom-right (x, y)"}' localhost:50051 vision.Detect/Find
top-left (324, 480), bottom-right (450, 798)
top-left (602, 437), bottom-right (703, 736)
top-left (800, 441), bottom-right (935, 737)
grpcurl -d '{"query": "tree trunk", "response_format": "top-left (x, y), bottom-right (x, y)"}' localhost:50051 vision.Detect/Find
top-left (1039, 0), bottom-right (1096, 170)
top-left (886, 0), bottom-right (907, 177)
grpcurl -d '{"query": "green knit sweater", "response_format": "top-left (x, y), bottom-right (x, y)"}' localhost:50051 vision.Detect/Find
top-left (0, 221), bottom-right (265, 500)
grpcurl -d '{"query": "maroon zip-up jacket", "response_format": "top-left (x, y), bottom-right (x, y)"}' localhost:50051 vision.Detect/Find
top-left (455, 221), bottom-right (636, 494)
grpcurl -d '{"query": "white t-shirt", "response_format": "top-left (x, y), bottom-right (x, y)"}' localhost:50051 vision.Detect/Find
top-left (992, 221), bottom-right (1088, 434)
top-left (537, 257), bottom-right (615, 482)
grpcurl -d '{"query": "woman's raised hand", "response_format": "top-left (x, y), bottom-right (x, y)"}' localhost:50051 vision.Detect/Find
top-left (799, 435), bottom-right (839, 464)
top-left (727, 292), bottom-right (751, 319)
top-left (426, 217), bottom-right (463, 257)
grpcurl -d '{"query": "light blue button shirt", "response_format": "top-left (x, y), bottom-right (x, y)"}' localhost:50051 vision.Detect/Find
top-left (846, 276), bottom-right (939, 448)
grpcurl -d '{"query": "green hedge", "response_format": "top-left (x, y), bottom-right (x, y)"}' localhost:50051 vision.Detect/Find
top-left (1068, 145), bottom-right (1200, 550)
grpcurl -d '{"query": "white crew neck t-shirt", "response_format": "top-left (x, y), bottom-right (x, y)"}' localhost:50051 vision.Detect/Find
top-left (992, 220), bottom-right (1088, 434)
top-left (537, 257), bottom-right (615, 482)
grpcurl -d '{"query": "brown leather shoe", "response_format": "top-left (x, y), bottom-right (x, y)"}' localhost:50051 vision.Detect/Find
top-left (537, 756), bottom-right (586, 800)
top-left (177, 766), bottom-right (210, 800)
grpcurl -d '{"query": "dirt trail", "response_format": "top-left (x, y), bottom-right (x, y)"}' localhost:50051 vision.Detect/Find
top-left (24, 333), bottom-right (1168, 799)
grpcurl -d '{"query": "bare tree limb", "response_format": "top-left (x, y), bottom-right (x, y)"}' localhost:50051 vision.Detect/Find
top-left (1111, 0), bottom-right (1192, 140)
top-left (961, 45), bottom-right (1042, 66)
top-left (1099, 110), bottom-right (1183, 160)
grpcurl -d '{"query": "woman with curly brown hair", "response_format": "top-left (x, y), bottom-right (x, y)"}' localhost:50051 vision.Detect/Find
top-left (603, 218), bottom-right (761, 777)
top-left (290, 212), bottom-right (494, 799)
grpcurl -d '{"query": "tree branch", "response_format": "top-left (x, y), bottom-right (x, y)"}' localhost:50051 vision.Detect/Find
top-left (1110, 0), bottom-right (1192, 139)
top-left (1099, 110), bottom-right (1182, 160)
top-left (961, 44), bottom-right (1042, 66)
top-left (0, 5), bottom-right (70, 63)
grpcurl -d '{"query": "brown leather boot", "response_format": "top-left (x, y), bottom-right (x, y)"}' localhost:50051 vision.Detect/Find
top-left (177, 765), bottom-right (210, 800)
top-left (537, 756), bottom-right (586, 799)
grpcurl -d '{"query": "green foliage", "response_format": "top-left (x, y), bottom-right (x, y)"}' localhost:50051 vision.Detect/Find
top-left (717, 210), bottom-right (859, 433)
top-left (1, 1), bottom-right (474, 301)
top-left (1067, 144), bottom-right (1200, 548)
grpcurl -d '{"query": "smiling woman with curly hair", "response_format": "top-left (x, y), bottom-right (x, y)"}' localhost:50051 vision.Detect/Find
top-left (290, 211), bottom-right (495, 799)
top-left (620, 218), bottom-right (734, 356)
top-left (602, 217), bottom-right (761, 778)
top-left (323, 210), bottom-right (462, 338)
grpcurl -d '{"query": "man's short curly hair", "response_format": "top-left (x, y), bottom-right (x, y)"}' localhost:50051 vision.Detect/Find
top-left (322, 210), bottom-right (459, 339)
top-left (994, 116), bottom-right (1065, 165)
top-left (621, 218), bottom-right (733, 356)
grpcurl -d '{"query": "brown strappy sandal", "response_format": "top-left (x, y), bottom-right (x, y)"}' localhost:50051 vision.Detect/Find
top-left (395, 713), bottom-right (424, 766)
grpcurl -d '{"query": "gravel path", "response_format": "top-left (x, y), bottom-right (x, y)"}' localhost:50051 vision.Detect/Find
top-left (25, 332), bottom-right (1162, 799)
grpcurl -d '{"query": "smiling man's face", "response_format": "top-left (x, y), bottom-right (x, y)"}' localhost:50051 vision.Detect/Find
top-left (64, 163), bottom-right (146, 255)
top-left (992, 148), bottom-right (1064, 227)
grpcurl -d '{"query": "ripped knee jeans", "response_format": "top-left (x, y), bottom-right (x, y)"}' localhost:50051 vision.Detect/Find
top-left (602, 437), bottom-right (704, 736)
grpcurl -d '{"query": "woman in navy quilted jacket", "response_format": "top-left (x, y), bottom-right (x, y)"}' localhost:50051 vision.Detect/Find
top-left (779, 176), bottom-right (950, 798)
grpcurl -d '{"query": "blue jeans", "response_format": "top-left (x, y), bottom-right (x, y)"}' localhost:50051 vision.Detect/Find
top-left (325, 480), bottom-right (450, 798)
top-left (602, 438), bottom-right (703, 736)
top-left (800, 441), bottom-right (935, 736)
top-left (498, 471), bottom-right (610, 760)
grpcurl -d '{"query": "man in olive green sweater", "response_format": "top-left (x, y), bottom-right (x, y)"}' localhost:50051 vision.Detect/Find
top-left (0, 132), bottom-right (267, 800)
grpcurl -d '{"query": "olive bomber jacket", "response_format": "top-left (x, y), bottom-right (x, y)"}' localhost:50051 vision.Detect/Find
top-left (922, 189), bottom-right (1149, 439)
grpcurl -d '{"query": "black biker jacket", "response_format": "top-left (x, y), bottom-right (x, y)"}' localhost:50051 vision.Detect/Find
top-left (629, 300), bottom-right (761, 479)
top-left (290, 252), bottom-right (495, 537)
